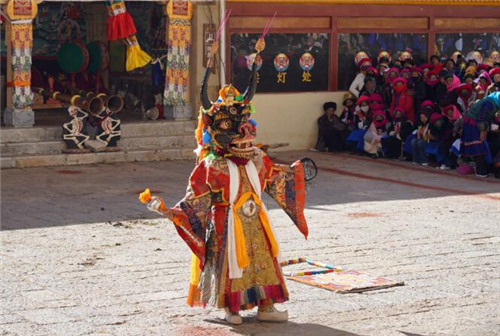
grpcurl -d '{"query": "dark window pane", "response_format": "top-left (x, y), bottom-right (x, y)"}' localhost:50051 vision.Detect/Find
top-left (338, 33), bottom-right (428, 91)
top-left (435, 33), bottom-right (500, 64)
top-left (231, 33), bottom-right (329, 93)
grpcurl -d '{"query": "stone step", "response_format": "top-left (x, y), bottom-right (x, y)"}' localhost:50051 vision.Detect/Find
top-left (118, 135), bottom-right (196, 151)
top-left (0, 120), bottom-right (197, 144)
top-left (0, 140), bottom-right (65, 155)
top-left (121, 120), bottom-right (197, 138)
top-left (1, 148), bottom-right (196, 169)
top-left (0, 126), bottom-right (62, 143)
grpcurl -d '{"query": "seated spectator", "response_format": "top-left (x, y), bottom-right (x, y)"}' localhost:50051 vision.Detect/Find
top-left (359, 76), bottom-right (382, 97)
top-left (475, 72), bottom-right (491, 100)
top-left (411, 67), bottom-right (427, 115)
top-left (430, 55), bottom-right (444, 73)
top-left (341, 92), bottom-right (357, 131)
top-left (440, 73), bottom-right (461, 108)
top-left (411, 111), bottom-right (431, 165)
top-left (487, 68), bottom-right (500, 95)
top-left (400, 68), bottom-right (411, 82)
top-left (425, 70), bottom-right (440, 104)
top-left (345, 96), bottom-right (371, 154)
top-left (382, 67), bottom-right (400, 106)
top-left (456, 83), bottom-right (476, 114)
top-left (463, 74), bottom-right (476, 87)
top-left (369, 93), bottom-right (386, 114)
top-left (315, 102), bottom-right (349, 152)
top-left (436, 70), bottom-right (450, 107)
top-left (420, 63), bottom-right (432, 82)
top-left (427, 113), bottom-right (452, 169)
top-left (349, 63), bottom-right (369, 97)
top-left (364, 110), bottom-right (390, 158)
top-left (445, 59), bottom-right (457, 75)
top-left (390, 77), bottom-right (415, 124)
top-left (443, 105), bottom-right (463, 169)
top-left (382, 106), bottom-right (414, 159)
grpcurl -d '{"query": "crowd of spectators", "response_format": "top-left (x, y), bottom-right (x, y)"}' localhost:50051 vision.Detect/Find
top-left (316, 52), bottom-right (500, 178)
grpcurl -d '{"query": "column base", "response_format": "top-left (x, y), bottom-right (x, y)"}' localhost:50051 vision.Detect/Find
top-left (4, 108), bottom-right (35, 127)
top-left (164, 104), bottom-right (194, 121)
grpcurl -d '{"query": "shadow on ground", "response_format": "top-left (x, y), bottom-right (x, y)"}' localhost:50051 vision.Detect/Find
top-left (200, 318), bottom-right (361, 336)
top-left (1, 151), bottom-right (499, 230)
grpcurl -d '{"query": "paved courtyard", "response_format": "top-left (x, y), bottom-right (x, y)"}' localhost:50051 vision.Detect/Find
top-left (1, 150), bottom-right (500, 336)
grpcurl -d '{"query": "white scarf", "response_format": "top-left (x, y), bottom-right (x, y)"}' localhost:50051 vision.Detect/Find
top-left (226, 159), bottom-right (281, 279)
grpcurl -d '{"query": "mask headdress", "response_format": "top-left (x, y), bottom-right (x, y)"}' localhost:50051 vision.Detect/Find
top-left (196, 13), bottom-right (272, 162)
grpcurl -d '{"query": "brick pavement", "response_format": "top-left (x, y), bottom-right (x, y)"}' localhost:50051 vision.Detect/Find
top-left (1, 151), bottom-right (499, 336)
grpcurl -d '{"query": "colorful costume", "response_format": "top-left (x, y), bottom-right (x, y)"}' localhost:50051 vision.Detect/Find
top-left (140, 40), bottom-right (313, 321)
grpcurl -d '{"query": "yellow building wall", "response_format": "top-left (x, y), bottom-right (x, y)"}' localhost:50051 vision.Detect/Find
top-left (252, 92), bottom-right (346, 150)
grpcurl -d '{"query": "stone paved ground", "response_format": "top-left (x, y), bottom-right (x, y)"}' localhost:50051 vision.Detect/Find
top-left (1, 151), bottom-right (500, 336)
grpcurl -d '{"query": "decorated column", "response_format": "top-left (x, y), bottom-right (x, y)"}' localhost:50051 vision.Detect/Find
top-left (164, 0), bottom-right (192, 120)
top-left (4, 0), bottom-right (37, 127)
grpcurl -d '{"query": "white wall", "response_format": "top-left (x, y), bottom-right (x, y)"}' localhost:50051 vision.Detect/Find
top-left (251, 91), bottom-right (346, 150)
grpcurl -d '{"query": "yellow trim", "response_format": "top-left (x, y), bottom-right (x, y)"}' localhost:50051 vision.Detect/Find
top-left (227, 0), bottom-right (500, 6)
top-left (233, 192), bottom-right (279, 269)
top-left (189, 253), bottom-right (201, 286)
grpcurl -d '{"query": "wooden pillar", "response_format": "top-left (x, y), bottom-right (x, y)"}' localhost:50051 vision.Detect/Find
top-left (4, 0), bottom-right (38, 127)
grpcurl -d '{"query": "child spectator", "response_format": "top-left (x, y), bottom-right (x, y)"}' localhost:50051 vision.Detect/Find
top-left (364, 110), bottom-right (390, 158)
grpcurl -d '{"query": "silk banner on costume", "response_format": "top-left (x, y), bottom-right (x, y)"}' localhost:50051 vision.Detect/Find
top-left (10, 23), bottom-right (33, 109)
top-left (105, 0), bottom-right (151, 71)
top-left (164, 0), bottom-right (192, 106)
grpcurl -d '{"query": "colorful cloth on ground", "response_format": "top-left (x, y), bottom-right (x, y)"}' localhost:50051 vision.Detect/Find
top-left (164, 0), bottom-right (193, 106)
top-left (9, 22), bottom-right (33, 109)
top-left (166, 149), bottom-right (307, 312)
top-left (105, 0), bottom-right (151, 71)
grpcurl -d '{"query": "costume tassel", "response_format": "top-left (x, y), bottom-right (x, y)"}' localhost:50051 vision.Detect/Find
top-left (106, 0), bottom-right (151, 71)
top-left (124, 36), bottom-right (152, 72)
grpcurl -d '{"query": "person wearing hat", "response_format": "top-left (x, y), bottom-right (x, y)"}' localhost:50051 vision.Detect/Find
top-left (382, 106), bottom-right (414, 159)
top-left (475, 72), bottom-right (491, 100)
top-left (456, 83), bottom-right (476, 113)
top-left (341, 93), bottom-right (358, 131)
top-left (411, 67), bottom-right (427, 120)
top-left (425, 70), bottom-right (440, 104)
top-left (382, 67), bottom-right (400, 107)
top-left (426, 112), bottom-right (452, 169)
top-left (487, 68), bottom-right (500, 95)
top-left (315, 102), bottom-right (349, 152)
top-left (359, 75), bottom-right (382, 98)
top-left (363, 109), bottom-right (390, 158)
top-left (439, 72), bottom-right (461, 109)
top-left (349, 59), bottom-right (372, 97)
top-left (390, 77), bottom-right (415, 124)
top-left (411, 109), bottom-right (432, 166)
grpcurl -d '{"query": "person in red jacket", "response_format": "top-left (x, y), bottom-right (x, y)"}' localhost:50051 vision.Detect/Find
top-left (390, 77), bottom-right (415, 124)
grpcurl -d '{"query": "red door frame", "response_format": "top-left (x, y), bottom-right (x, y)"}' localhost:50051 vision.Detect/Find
top-left (225, 2), bottom-right (500, 91)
